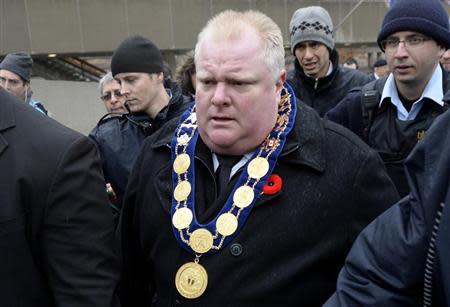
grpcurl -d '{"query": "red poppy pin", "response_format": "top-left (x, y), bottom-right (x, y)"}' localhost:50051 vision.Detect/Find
top-left (262, 174), bottom-right (282, 195)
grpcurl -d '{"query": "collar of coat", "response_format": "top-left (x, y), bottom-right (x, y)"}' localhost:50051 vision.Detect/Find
top-left (150, 101), bottom-right (326, 174)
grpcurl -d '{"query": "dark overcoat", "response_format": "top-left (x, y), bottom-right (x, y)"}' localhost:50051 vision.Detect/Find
top-left (324, 108), bottom-right (450, 307)
top-left (120, 102), bottom-right (399, 306)
top-left (0, 88), bottom-right (120, 306)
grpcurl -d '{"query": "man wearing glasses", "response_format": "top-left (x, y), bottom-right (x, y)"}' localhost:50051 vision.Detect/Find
top-left (98, 72), bottom-right (127, 114)
top-left (90, 36), bottom-right (190, 210)
top-left (326, 0), bottom-right (450, 197)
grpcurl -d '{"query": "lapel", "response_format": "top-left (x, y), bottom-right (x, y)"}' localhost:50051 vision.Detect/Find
top-left (0, 89), bottom-right (17, 156)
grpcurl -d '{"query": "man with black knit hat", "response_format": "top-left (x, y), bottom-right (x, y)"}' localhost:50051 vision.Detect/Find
top-left (0, 52), bottom-right (48, 115)
top-left (287, 6), bottom-right (369, 117)
top-left (90, 35), bottom-right (191, 211)
top-left (326, 0), bottom-right (450, 197)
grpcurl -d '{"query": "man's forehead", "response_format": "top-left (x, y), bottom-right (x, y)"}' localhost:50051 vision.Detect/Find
top-left (114, 72), bottom-right (147, 79)
top-left (0, 69), bottom-right (21, 80)
top-left (387, 31), bottom-right (424, 38)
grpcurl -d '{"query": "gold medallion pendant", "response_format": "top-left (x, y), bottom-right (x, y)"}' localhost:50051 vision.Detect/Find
top-left (175, 261), bottom-right (208, 299)
top-left (189, 228), bottom-right (214, 254)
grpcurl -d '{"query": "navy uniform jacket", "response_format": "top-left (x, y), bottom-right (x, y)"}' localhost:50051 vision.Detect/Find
top-left (325, 108), bottom-right (450, 307)
top-left (0, 88), bottom-right (120, 306)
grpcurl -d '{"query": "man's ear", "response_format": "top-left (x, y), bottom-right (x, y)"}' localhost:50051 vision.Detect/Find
top-left (157, 72), bottom-right (165, 82)
top-left (276, 69), bottom-right (286, 93)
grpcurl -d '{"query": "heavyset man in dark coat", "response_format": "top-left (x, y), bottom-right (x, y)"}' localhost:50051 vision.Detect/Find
top-left (326, 0), bottom-right (450, 197)
top-left (119, 10), bottom-right (398, 306)
top-left (287, 6), bottom-right (369, 117)
top-left (0, 87), bottom-right (120, 306)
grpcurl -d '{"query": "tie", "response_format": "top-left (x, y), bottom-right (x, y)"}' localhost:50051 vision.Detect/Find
top-left (215, 154), bottom-right (241, 198)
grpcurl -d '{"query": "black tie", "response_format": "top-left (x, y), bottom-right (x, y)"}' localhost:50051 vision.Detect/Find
top-left (215, 154), bottom-right (241, 198)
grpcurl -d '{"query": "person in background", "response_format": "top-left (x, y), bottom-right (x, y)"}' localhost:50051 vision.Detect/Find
top-left (441, 49), bottom-right (450, 70)
top-left (0, 52), bottom-right (48, 115)
top-left (343, 57), bottom-right (359, 70)
top-left (287, 6), bottom-right (369, 116)
top-left (326, 0), bottom-right (450, 197)
top-left (119, 9), bottom-right (398, 306)
top-left (324, 102), bottom-right (450, 307)
top-left (369, 58), bottom-right (390, 81)
top-left (175, 50), bottom-right (196, 98)
top-left (99, 72), bottom-right (127, 114)
top-left (90, 35), bottom-right (191, 210)
top-left (0, 86), bottom-right (120, 306)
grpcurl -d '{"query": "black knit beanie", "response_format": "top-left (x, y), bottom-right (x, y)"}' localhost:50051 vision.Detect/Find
top-left (111, 35), bottom-right (164, 76)
top-left (377, 0), bottom-right (450, 51)
top-left (0, 52), bottom-right (33, 81)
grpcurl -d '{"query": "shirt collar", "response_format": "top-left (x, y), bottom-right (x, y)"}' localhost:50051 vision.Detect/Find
top-left (380, 65), bottom-right (444, 108)
top-left (212, 152), bottom-right (253, 178)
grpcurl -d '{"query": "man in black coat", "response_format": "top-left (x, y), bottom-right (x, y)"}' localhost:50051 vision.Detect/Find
top-left (326, 0), bottom-right (450, 197)
top-left (324, 94), bottom-right (450, 307)
top-left (287, 6), bottom-right (369, 117)
top-left (90, 35), bottom-right (191, 210)
top-left (0, 87), bottom-right (120, 306)
top-left (119, 10), bottom-right (399, 306)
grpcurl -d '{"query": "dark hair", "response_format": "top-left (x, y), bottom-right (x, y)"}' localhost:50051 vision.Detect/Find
top-left (175, 51), bottom-right (196, 96)
top-left (344, 57), bottom-right (359, 69)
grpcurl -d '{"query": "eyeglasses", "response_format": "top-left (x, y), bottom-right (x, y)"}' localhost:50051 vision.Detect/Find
top-left (380, 35), bottom-right (431, 52)
top-left (101, 89), bottom-right (123, 101)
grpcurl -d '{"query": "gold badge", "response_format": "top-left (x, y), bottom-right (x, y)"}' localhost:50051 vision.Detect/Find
top-left (189, 228), bottom-right (214, 254)
top-left (216, 213), bottom-right (238, 236)
top-left (174, 181), bottom-right (192, 202)
top-left (175, 262), bottom-right (208, 299)
top-left (247, 157), bottom-right (269, 179)
top-left (172, 207), bottom-right (193, 230)
top-left (173, 153), bottom-right (191, 174)
top-left (233, 186), bottom-right (254, 208)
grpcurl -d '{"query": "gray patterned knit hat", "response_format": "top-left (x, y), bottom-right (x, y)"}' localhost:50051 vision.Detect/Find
top-left (289, 6), bottom-right (334, 54)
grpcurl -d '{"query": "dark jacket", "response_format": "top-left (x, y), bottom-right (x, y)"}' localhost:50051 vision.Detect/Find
top-left (0, 88), bottom-right (120, 306)
top-left (326, 68), bottom-right (450, 196)
top-left (89, 80), bottom-right (191, 209)
top-left (119, 99), bottom-right (399, 306)
top-left (287, 49), bottom-right (370, 117)
top-left (324, 107), bottom-right (450, 307)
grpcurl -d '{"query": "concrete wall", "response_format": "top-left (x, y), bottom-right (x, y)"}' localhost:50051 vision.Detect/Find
top-left (31, 78), bottom-right (105, 135)
top-left (1, 0), bottom-right (394, 56)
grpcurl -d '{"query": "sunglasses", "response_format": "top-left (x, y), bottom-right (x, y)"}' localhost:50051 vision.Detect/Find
top-left (101, 90), bottom-right (123, 101)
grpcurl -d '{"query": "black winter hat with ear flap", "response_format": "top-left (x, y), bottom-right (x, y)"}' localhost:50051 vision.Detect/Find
top-left (111, 35), bottom-right (164, 77)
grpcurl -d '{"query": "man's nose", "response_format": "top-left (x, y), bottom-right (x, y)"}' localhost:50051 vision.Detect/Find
top-left (211, 83), bottom-right (231, 105)
top-left (393, 41), bottom-right (409, 58)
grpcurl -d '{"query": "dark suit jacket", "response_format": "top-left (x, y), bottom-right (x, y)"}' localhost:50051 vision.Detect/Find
top-left (0, 88), bottom-right (120, 307)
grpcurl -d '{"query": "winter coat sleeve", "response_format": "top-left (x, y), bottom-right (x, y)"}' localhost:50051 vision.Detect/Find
top-left (118, 139), bottom-right (154, 306)
top-left (42, 136), bottom-right (120, 307)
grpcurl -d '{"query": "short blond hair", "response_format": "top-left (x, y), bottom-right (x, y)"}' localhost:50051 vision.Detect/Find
top-left (195, 10), bottom-right (285, 80)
